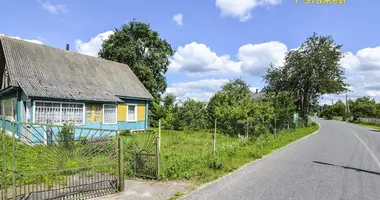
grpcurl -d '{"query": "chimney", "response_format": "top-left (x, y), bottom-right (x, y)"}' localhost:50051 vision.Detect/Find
top-left (256, 89), bottom-right (258, 94)
top-left (66, 44), bottom-right (69, 51)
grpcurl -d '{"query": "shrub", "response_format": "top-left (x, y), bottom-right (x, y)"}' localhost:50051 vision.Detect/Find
top-left (208, 154), bottom-right (224, 170)
top-left (57, 122), bottom-right (75, 150)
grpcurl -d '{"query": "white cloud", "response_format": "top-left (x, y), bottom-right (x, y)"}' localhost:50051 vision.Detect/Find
top-left (321, 46), bottom-right (380, 104)
top-left (169, 41), bottom-right (287, 77)
top-left (166, 79), bottom-right (229, 101)
top-left (0, 33), bottom-right (43, 45)
top-left (168, 42), bottom-right (242, 76)
top-left (75, 31), bottom-right (114, 57)
top-left (238, 41), bottom-right (287, 75)
top-left (215, 0), bottom-right (281, 21)
top-left (38, 0), bottom-right (69, 16)
top-left (173, 13), bottom-right (183, 26)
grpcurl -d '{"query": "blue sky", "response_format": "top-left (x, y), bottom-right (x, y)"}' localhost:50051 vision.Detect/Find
top-left (1, 0), bottom-right (380, 103)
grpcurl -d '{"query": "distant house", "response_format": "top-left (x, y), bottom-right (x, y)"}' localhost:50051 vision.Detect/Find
top-left (0, 36), bottom-right (153, 141)
top-left (251, 89), bottom-right (267, 101)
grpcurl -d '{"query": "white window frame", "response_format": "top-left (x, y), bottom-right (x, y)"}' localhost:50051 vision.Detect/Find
top-left (102, 104), bottom-right (118, 125)
top-left (25, 100), bottom-right (31, 123)
top-left (33, 100), bottom-right (85, 125)
top-left (126, 104), bottom-right (137, 122)
top-left (0, 100), bottom-right (3, 116)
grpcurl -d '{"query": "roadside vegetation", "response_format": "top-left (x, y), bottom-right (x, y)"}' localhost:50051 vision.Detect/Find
top-left (98, 27), bottom-right (345, 184)
top-left (159, 123), bottom-right (318, 184)
top-left (317, 97), bottom-right (380, 129)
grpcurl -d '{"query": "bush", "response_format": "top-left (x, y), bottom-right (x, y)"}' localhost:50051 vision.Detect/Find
top-left (208, 154), bottom-right (224, 170)
top-left (57, 122), bottom-right (75, 150)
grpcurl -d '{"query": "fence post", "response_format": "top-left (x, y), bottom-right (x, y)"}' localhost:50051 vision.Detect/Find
top-left (245, 119), bottom-right (249, 139)
top-left (118, 137), bottom-right (124, 192)
top-left (212, 119), bottom-right (216, 153)
top-left (156, 119), bottom-right (161, 180)
top-left (274, 116), bottom-right (277, 137)
top-left (11, 121), bottom-right (16, 200)
top-left (2, 117), bottom-right (6, 200)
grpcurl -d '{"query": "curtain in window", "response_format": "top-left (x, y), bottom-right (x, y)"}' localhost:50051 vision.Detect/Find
top-left (127, 105), bottom-right (136, 121)
top-left (103, 104), bottom-right (117, 124)
top-left (35, 102), bottom-right (84, 125)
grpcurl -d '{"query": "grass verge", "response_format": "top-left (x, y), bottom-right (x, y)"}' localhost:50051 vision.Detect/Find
top-left (353, 122), bottom-right (380, 130)
top-left (159, 123), bottom-right (319, 185)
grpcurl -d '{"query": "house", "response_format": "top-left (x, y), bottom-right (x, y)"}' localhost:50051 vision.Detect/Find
top-left (0, 36), bottom-right (153, 141)
top-left (251, 89), bottom-right (267, 101)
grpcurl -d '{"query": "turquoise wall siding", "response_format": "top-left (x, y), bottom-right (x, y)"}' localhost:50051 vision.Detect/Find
top-left (1, 97), bottom-right (150, 143)
top-left (28, 126), bottom-right (118, 143)
top-left (17, 99), bottom-right (23, 136)
top-left (0, 120), bottom-right (13, 133)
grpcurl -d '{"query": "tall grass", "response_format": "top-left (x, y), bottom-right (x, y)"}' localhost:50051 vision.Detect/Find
top-left (159, 124), bottom-right (318, 184)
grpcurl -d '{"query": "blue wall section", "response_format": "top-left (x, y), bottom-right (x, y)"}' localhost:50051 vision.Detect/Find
top-left (118, 121), bottom-right (146, 130)
top-left (7, 98), bottom-right (150, 143)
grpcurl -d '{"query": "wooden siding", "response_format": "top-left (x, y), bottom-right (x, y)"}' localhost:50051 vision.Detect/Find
top-left (118, 104), bottom-right (126, 121)
top-left (137, 104), bottom-right (146, 121)
top-left (86, 104), bottom-right (102, 123)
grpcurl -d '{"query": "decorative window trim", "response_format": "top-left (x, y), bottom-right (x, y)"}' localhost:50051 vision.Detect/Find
top-left (126, 104), bottom-right (137, 122)
top-left (102, 104), bottom-right (118, 125)
top-left (33, 100), bottom-right (85, 125)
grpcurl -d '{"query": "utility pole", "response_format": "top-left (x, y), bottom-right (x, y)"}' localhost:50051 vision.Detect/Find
top-left (345, 94), bottom-right (348, 113)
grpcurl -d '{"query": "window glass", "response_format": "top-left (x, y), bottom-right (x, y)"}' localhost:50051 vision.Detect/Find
top-left (127, 105), bottom-right (136, 121)
top-left (103, 104), bottom-right (117, 124)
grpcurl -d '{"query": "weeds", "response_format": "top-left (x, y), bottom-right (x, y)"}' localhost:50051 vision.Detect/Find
top-left (158, 124), bottom-right (318, 184)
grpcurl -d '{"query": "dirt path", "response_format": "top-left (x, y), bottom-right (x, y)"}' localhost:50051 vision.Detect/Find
top-left (92, 179), bottom-right (191, 200)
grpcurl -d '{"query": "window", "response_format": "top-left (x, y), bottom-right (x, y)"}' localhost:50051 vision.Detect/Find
top-left (25, 101), bottom-right (31, 123)
top-left (34, 101), bottom-right (84, 125)
top-left (103, 104), bottom-right (117, 124)
top-left (127, 104), bottom-right (137, 122)
top-left (0, 100), bottom-right (3, 116)
top-left (4, 99), bottom-right (12, 117)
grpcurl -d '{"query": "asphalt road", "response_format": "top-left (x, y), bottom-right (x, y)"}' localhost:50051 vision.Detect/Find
top-left (182, 119), bottom-right (380, 200)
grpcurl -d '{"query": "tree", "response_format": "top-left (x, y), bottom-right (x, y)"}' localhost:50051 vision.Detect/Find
top-left (99, 20), bottom-right (174, 126)
top-left (349, 97), bottom-right (377, 119)
top-left (177, 99), bottom-right (208, 130)
top-left (269, 92), bottom-right (296, 129)
top-left (207, 78), bottom-right (274, 136)
top-left (263, 33), bottom-right (348, 125)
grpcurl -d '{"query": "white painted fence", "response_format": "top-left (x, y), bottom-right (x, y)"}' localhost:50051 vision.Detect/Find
top-left (358, 118), bottom-right (380, 125)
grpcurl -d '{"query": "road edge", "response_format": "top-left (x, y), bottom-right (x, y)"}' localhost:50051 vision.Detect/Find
top-left (179, 120), bottom-right (321, 200)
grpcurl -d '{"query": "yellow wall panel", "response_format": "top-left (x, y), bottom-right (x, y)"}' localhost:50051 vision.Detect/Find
top-left (118, 104), bottom-right (126, 121)
top-left (137, 104), bottom-right (146, 121)
top-left (86, 104), bottom-right (102, 123)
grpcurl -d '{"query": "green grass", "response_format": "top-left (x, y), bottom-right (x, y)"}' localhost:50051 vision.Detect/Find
top-left (159, 124), bottom-right (319, 184)
top-left (353, 122), bottom-right (380, 130)
top-left (167, 191), bottom-right (184, 200)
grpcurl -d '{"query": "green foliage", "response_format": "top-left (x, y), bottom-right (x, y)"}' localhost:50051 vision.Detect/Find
top-left (57, 122), bottom-right (75, 150)
top-left (208, 78), bottom-right (274, 136)
top-left (98, 20), bottom-right (174, 127)
top-left (319, 96), bottom-right (380, 121)
top-left (263, 33), bottom-right (348, 124)
top-left (319, 100), bottom-right (347, 119)
top-left (99, 20), bottom-right (174, 99)
top-left (270, 92), bottom-right (296, 129)
top-left (158, 124), bottom-right (318, 184)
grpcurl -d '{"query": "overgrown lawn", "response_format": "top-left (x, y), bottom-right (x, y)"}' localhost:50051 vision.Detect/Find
top-left (159, 123), bottom-right (319, 184)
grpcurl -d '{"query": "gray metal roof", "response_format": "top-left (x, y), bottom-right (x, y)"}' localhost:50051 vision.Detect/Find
top-left (0, 36), bottom-right (153, 102)
top-left (251, 91), bottom-right (267, 100)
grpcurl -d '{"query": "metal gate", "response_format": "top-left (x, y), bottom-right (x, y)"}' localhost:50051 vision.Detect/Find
top-left (123, 130), bottom-right (159, 179)
top-left (1, 119), bottom-right (123, 200)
